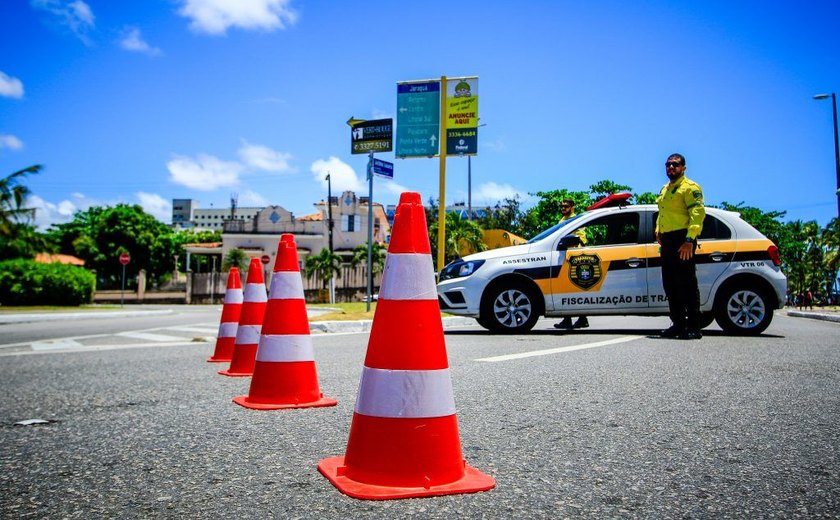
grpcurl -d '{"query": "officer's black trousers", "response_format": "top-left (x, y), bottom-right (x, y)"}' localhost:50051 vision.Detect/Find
top-left (660, 229), bottom-right (700, 331)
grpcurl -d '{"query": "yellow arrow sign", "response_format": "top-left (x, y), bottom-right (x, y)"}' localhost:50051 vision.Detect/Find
top-left (347, 116), bottom-right (366, 127)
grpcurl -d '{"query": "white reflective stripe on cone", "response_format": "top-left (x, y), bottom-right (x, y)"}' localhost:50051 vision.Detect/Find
top-left (256, 334), bottom-right (315, 362)
top-left (268, 271), bottom-right (304, 300)
top-left (235, 324), bottom-right (262, 345)
top-left (355, 367), bottom-right (456, 418)
top-left (378, 253), bottom-right (437, 301)
top-left (224, 289), bottom-right (244, 304)
top-left (243, 283), bottom-right (268, 302)
top-left (218, 322), bottom-right (238, 338)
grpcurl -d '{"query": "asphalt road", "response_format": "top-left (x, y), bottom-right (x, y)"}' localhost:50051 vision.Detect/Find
top-left (1, 311), bottom-right (838, 518)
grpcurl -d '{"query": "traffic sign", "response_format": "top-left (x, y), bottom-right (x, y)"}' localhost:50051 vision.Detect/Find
top-left (260, 254), bottom-right (271, 265)
top-left (350, 119), bottom-right (393, 154)
top-left (119, 253), bottom-right (130, 265)
top-left (372, 158), bottom-right (394, 179)
top-left (396, 81), bottom-right (441, 158)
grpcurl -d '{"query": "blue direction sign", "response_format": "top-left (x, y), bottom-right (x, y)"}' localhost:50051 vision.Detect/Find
top-left (372, 158), bottom-right (394, 179)
top-left (396, 81), bottom-right (440, 158)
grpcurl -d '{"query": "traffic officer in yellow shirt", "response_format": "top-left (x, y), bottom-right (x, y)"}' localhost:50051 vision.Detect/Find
top-left (554, 199), bottom-right (590, 329)
top-left (655, 153), bottom-right (705, 339)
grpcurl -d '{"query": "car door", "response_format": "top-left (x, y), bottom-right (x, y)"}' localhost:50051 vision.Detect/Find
top-left (551, 210), bottom-right (649, 313)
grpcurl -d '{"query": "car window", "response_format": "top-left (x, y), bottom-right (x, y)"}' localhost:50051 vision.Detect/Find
top-left (577, 212), bottom-right (640, 247)
top-left (649, 212), bottom-right (732, 241)
top-left (527, 214), bottom-right (584, 243)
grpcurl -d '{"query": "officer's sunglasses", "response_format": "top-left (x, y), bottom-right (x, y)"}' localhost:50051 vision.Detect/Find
top-left (666, 161), bottom-right (683, 168)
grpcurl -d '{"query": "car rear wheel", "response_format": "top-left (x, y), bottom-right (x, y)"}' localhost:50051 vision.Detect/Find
top-left (481, 283), bottom-right (540, 334)
top-left (714, 285), bottom-right (773, 335)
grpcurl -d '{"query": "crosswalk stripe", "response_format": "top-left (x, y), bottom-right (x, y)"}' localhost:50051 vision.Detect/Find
top-left (117, 331), bottom-right (186, 342)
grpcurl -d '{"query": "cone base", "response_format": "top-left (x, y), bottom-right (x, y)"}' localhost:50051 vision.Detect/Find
top-left (232, 394), bottom-right (337, 410)
top-left (317, 456), bottom-right (495, 500)
top-left (207, 356), bottom-right (232, 363)
top-left (217, 369), bottom-right (252, 377)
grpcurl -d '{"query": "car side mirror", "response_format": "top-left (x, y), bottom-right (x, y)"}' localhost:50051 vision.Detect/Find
top-left (557, 235), bottom-right (581, 251)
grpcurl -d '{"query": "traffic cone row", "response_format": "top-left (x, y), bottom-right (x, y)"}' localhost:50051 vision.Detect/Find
top-left (207, 192), bottom-right (494, 501)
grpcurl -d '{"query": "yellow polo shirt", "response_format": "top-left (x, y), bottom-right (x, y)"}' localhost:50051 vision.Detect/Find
top-left (655, 175), bottom-right (705, 239)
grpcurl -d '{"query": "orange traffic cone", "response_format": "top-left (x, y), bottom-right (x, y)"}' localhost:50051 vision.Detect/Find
top-left (318, 192), bottom-right (495, 500)
top-left (219, 258), bottom-right (267, 377)
top-left (207, 267), bottom-right (243, 363)
top-left (233, 234), bottom-right (337, 410)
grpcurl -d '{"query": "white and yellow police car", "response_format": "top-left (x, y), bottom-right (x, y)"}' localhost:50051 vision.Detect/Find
top-left (437, 193), bottom-right (787, 335)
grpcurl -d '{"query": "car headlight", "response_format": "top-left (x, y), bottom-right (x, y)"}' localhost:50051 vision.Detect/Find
top-left (440, 259), bottom-right (485, 281)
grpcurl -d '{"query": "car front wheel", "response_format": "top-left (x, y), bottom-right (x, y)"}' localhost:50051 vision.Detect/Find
top-left (481, 283), bottom-right (540, 334)
top-left (714, 285), bottom-right (773, 335)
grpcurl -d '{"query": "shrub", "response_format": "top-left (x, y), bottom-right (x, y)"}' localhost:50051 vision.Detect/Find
top-left (0, 259), bottom-right (96, 306)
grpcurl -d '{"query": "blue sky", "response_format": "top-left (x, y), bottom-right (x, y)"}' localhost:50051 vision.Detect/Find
top-left (1, 0), bottom-right (839, 231)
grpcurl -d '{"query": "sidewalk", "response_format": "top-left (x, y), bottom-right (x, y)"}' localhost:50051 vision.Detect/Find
top-left (0, 305), bottom-right (478, 333)
top-left (784, 306), bottom-right (840, 324)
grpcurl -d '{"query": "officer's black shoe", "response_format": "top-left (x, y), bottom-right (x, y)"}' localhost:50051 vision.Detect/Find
top-left (554, 317), bottom-right (574, 329)
top-left (573, 317), bottom-right (589, 329)
top-left (680, 330), bottom-right (703, 340)
top-left (660, 326), bottom-right (682, 338)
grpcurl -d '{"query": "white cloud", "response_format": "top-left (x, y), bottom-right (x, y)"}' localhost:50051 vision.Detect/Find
top-left (119, 27), bottom-right (162, 56)
top-left (31, 0), bottom-right (96, 43)
top-left (178, 0), bottom-right (298, 35)
top-left (473, 181), bottom-right (529, 204)
top-left (238, 190), bottom-right (270, 207)
top-left (136, 192), bottom-right (171, 222)
top-left (167, 153), bottom-right (244, 191)
top-left (238, 141), bottom-right (294, 173)
top-left (26, 194), bottom-right (80, 230)
top-left (0, 134), bottom-right (24, 151)
top-left (310, 156), bottom-right (365, 193)
top-left (0, 71), bottom-right (24, 99)
top-left (483, 137), bottom-right (508, 152)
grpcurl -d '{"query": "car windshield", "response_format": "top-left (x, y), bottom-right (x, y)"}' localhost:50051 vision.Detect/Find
top-left (527, 214), bottom-right (584, 244)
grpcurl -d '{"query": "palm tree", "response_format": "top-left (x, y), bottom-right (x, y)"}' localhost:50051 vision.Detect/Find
top-left (1, 165), bottom-right (41, 237)
top-left (429, 212), bottom-right (486, 268)
top-left (221, 247), bottom-right (248, 272)
top-left (304, 248), bottom-right (342, 289)
top-left (350, 242), bottom-right (387, 275)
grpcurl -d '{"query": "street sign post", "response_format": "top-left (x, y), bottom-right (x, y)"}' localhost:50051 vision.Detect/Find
top-left (350, 119), bottom-right (393, 154)
top-left (396, 81), bottom-right (441, 158)
top-left (118, 253), bottom-right (130, 307)
top-left (372, 158), bottom-right (394, 179)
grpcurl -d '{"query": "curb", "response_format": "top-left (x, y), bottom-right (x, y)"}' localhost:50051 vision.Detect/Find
top-left (786, 310), bottom-right (840, 324)
top-left (0, 309), bottom-right (175, 325)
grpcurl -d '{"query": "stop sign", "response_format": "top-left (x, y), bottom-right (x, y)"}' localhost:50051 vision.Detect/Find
top-left (260, 254), bottom-right (271, 265)
top-left (119, 253), bottom-right (131, 265)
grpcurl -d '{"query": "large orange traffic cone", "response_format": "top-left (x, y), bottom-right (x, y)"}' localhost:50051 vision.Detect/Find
top-left (219, 258), bottom-right (267, 377)
top-left (207, 267), bottom-right (243, 363)
top-left (318, 192), bottom-right (495, 500)
top-left (233, 234), bottom-right (337, 410)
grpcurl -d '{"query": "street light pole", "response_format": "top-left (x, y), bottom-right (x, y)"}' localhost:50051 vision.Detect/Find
top-left (326, 173), bottom-right (335, 304)
top-left (814, 92), bottom-right (840, 219)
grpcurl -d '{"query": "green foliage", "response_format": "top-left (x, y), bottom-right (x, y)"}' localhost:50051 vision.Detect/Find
top-left (519, 189), bottom-right (591, 238)
top-left (304, 248), bottom-right (342, 289)
top-left (477, 196), bottom-right (527, 236)
top-left (350, 242), bottom-right (387, 274)
top-left (0, 259), bottom-right (95, 306)
top-left (0, 223), bottom-right (54, 260)
top-left (222, 248), bottom-right (248, 272)
top-left (429, 212), bottom-right (486, 268)
top-left (1, 165), bottom-right (41, 237)
top-left (46, 204), bottom-right (174, 289)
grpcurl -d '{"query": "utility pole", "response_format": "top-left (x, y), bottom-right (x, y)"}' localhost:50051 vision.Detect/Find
top-left (326, 173), bottom-right (335, 304)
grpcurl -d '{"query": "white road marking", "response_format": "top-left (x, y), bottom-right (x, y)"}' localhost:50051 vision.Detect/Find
top-left (476, 335), bottom-right (644, 362)
top-left (117, 331), bottom-right (189, 342)
top-left (165, 326), bottom-right (218, 334)
top-left (0, 341), bottom-right (204, 357)
top-left (31, 339), bottom-right (85, 351)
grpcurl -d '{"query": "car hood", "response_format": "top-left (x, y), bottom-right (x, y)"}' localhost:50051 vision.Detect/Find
top-left (460, 243), bottom-right (533, 262)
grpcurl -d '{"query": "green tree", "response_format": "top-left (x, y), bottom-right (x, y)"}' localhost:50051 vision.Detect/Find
top-left (222, 248), bottom-right (248, 272)
top-left (0, 223), bottom-right (54, 260)
top-left (633, 192), bottom-right (659, 204)
top-left (519, 189), bottom-right (591, 238)
top-left (0, 165), bottom-right (41, 237)
top-left (350, 242), bottom-right (387, 275)
top-left (428, 212), bottom-right (486, 267)
top-left (304, 248), bottom-right (342, 289)
top-left (588, 180), bottom-right (632, 201)
top-left (478, 196), bottom-right (526, 236)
